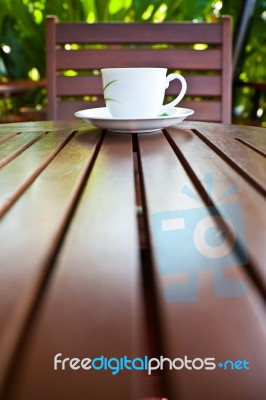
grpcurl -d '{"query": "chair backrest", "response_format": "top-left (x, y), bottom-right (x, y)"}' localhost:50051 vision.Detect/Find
top-left (46, 16), bottom-right (232, 123)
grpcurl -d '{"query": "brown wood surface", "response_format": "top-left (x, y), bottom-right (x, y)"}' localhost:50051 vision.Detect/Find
top-left (55, 49), bottom-right (222, 70)
top-left (137, 124), bottom-right (266, 399)
top-left (2, 131), bottom-right (145, 400)
top-left (0, 120), bottom-right (265, 400)
top-left (57, 75), bottom-right (222, 97)
top-left (56, 99), bottom-right (222, 123)
top-left (0, 124), bottom-right (100, 386)
top-left (183, 121), bottom-right (266, 192)
top-left (221, 15), bottom-right (232, 123)
top-left (46, 16), bottom-right (232, 124)
top-left (0, 122), bottom-right (148, 400)
top-left (56, 21), bottom-right (223, 44)
top-left (0, 130), bottom-right (47, 169)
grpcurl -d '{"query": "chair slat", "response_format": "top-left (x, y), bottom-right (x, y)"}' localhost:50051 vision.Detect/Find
top-left (57, 75), bottom-right (222, 97)
top-left (56, 22), bottom-right (223, 44)
top-left (57, 100), bottom-right (105, 119)
top-left (181, 100), bottom-right (221, 121)
top-left (58, 100), bottom-right (221, 123)
top-left (56, 49), bottom-right (222, 71)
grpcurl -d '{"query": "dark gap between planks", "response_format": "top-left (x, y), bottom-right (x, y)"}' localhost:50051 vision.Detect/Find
top-left (192, 128), bottom-right (266, 197)
top-left (0, 131), bottom-right (49, 169)
top-left (0, 132), bottom-right (22, 146)
top-left (132, 132), bottom-right (175, 400)
top-left (235, 138), bottom-right (266, 159)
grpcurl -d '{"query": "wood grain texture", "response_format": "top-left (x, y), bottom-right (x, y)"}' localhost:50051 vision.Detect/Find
top-left (221, 15), bottom-right (233, 124)
top-left (181, 122), bottom-right (266, 192)
top-left (55, 49), bottom-right (222, 70)
top-left (56, 75), bottom-right (222, 97)
top-left (0, 120), bottom-right (265, 400)
top-left (55, 99), bottom-right (222, 124)
top-left (0, 131), bottom-right (48, 168)
top-left (2, 131), bottom-right (146, 400)
top-left (137, 126), bottom-right (266, 400)
top-left (56, 22), bottom-right (223, 44)
top-left (0, 129), bottom-right (79, 217)
top-left (0, 126), bottom-right (102, 393)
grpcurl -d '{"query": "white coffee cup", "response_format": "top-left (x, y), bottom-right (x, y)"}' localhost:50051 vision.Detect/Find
top-left (101, 67), bottom-right (187, 118)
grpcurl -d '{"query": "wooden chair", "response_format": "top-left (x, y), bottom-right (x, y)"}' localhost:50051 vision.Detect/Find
top-left (46, 16), bottom-right (232, 123)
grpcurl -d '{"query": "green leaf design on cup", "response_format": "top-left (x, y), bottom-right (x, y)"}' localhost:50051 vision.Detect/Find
top-left (104, 98), bottom-right (119, 102)
top-left (103, 80), bottom-right (117, 91)
top-left (103, 79), bottom-right (119, 103)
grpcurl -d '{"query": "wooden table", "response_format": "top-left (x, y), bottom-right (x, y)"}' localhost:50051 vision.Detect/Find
top-left (0, 120), bottom-right (265, 400)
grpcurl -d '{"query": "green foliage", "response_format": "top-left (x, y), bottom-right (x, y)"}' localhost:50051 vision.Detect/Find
top-left (241, 2), bottom-right (266, 82)
top-left (0, 0), bottom-right (46, 82)
top-left (0, 0), bottom-right (265, 124)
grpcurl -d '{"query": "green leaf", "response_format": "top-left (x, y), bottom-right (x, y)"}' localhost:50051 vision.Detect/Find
top-left (103, 79), bottom-right (117, 91)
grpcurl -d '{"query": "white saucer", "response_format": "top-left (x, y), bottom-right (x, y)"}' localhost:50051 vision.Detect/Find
top-left (74, 107), bottom-right (194, 133)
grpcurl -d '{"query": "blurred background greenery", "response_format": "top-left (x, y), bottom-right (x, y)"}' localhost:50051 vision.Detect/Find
top-left (0, 0), bottom-right (265, 125)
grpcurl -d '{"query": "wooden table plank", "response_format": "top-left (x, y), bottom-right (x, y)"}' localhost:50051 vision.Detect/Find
top-left (0, 127), bottom-right (95, 217)
top-left (182, 121), bottom-right (266, 192)
top-left (5, 133), bottom-right (146, 400)
top-left (165, 125), bottom-right (266, 291)
top-left (0, 120), bottom-right (88, 134)
top-left (224, 126), bottom-right (266, 156)
top-left (0, 131), bottom-right (49, 168)
top-left (137, 128), bottom-right (266, 400)
top-left (0, 132), bottom-right (24, 145)
top-left (0, 127), bottom-right (102, 392)
top-left (234, 137), bottom-right (266, 157)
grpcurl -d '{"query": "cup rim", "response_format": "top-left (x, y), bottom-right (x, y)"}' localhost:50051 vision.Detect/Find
top-left (101, 67), bottom-right (167, 72)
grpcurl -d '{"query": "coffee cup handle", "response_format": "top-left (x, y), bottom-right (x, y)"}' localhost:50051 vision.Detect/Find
top-left (161, 73), bottom-right (187, 114)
